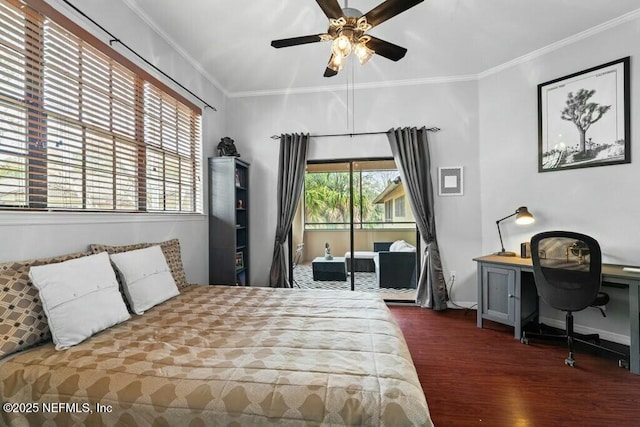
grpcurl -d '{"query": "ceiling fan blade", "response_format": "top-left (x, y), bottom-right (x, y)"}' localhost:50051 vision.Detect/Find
top-left (324, 54), bottom-right (339, 77)
top-left (363, 0), bottom-right (424, 28)
top-left (324, 67), bottom-right (338, 77)
top-left (366, 36), bottom-right (407, 61)
top-left (271, 34), bottom-right (327, 48)
top-left (316, 0), bottom-right (344, 20)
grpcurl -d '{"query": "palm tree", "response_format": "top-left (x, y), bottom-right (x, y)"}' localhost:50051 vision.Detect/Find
top-left (304, 170), bottom-right (397, 227)
top-left (305, 172), bottom-right (350, 226)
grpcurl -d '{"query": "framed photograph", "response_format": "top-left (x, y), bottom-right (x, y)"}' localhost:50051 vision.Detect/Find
top-left (438, 166), bottom-right (463, 196)
top-left (538, 57), bottom-right (630, 172)
top-left (235, 251), bottom-right (244, 270)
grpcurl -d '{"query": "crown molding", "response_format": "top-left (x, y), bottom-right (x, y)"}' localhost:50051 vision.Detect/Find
top-left (120, 0), bottom-right (228, 98)
top-left (478, 7), bottom-right (640, 79)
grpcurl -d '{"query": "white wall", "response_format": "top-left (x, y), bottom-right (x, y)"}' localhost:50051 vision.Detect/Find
top-left (478, 17), bottom-right (640, 342)
top-left (228, 79), bottom-right (482, 305)
top-left (0, 0), bottom-right (226, 284)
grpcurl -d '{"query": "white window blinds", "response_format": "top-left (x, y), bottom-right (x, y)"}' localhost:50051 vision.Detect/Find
top-left (0, 0), bottom-right (202, 212)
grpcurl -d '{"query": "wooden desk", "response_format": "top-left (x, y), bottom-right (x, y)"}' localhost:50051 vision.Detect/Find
top-left (474, 254), bottom-right (640, 374)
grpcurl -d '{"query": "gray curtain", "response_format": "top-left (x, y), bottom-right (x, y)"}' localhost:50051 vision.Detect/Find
top-left (269, 133), bottom-right (309, 288)
top-left (387, 127), bottom-right (448, 310)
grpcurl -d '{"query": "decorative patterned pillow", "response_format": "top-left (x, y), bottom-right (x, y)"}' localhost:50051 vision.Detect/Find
top-left (90, 239), bottom-right (188, 288)
top-left (0, 251), bottom-right (92, 358)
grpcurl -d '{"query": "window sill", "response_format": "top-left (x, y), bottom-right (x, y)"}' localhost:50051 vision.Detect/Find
top-left (0, 211), bottom-right (206, 226)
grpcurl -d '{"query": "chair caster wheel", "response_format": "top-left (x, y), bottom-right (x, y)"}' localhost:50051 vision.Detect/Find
top-left (618, 359), bottom-right (629, 369)
top-left (565, 358), bottom-right (575, 367)
top-left (520, 337), bottom-right (529, 344)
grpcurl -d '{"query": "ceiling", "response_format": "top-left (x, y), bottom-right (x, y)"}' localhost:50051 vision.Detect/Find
top-left (123, 0), bottom-right (640, 96)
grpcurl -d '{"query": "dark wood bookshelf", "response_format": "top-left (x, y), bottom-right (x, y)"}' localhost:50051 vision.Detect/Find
top-left (208, 157), bottom-right (250, 286)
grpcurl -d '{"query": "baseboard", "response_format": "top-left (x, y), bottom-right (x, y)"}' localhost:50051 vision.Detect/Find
top-left (540, 316), bottom-right (630, 346)
top-left (442, 307), bottom-right (631, 346)
top-left (385, 301), bottom-right (477, 309)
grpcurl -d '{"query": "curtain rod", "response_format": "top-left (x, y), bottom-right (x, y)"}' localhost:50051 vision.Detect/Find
top-left (269, 127), bottom-right (441, 140)
top-left (61, 0), bottom-right (217, 112)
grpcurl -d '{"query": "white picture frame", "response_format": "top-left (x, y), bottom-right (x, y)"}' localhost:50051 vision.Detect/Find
top-left (438, 166), bottom-right (463, 196)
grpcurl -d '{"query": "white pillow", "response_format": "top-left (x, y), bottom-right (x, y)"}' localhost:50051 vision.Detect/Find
top-left (109, 245), bottom-right (179, 315)
top-left (397, 241), bottom-right (416, 252)
top-left (29, 252), bottom-right (130, 350)
top-left (390, 240), bottom-right (416, 252)
top-left (389, 240), bottom-right (401, 251)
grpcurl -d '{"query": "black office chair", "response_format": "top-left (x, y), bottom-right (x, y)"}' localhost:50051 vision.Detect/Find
top-left (522, 231), bottom-right (627, 367)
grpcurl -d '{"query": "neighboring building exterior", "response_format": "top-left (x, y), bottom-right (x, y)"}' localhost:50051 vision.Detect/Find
top-left (372, 177), bottom-right (416, 225)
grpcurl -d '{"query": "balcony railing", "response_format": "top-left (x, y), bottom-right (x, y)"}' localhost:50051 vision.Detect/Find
top-left (304, 221), bottom-right (415, 230)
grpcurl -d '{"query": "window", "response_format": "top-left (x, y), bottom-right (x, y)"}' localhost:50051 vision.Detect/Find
top-left (303, 160), bottom-right (415, 230)
top-left (0, 0), bottom-right (202, 213)
top-left (394, 196), bottom-right (405, 217)
top-left (384, 200), bottom-right (393, 221)
top-left (304, 169), bottom-right (351, 230)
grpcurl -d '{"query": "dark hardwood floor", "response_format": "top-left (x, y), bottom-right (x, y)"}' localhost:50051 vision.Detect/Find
top-left (388, 305), bottom-right (640, 427)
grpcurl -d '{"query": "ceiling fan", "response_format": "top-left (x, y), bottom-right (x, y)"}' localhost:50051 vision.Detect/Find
top-left (271, 0), bottom-right (424, 77)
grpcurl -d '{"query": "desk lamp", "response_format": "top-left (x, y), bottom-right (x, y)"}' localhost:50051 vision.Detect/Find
top-left (495, 206), bottom-right (535, 256)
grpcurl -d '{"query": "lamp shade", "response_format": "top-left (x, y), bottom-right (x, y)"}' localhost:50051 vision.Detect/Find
top-left (515, 206), bottom-right (535, 225)
top-left (495, 206), bottom-right (535, 256)
top-left (354, 42), bottom-right (374, 65)
top-left (328, 53), bottom-right (345, 72)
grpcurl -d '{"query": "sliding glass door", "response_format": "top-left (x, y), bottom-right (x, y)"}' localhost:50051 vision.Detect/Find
top-left (292, 158), bottom-right (418, 301)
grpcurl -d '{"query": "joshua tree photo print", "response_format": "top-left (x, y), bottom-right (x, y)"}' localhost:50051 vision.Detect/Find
top-left (538, 57), bottom-right (629, 172)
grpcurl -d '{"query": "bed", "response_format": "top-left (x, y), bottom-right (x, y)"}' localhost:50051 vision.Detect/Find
top-left (1, 282), bottom-right (432, 426)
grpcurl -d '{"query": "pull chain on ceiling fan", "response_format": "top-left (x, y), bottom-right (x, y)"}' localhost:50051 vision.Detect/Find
top-left (271, 0), bottom-right (424, 77)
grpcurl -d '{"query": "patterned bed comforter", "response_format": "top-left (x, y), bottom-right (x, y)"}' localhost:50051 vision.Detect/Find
top-left (1, 285), bottom-right (432, 426)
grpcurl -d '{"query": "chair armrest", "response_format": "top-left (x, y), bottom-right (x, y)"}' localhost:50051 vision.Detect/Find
top-left (374, 242), bottom-right (393, 252)
top-left (377, 251), bottom-right (415, 264)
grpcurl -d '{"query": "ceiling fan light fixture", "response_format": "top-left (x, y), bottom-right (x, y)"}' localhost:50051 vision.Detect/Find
top-left (270, 0), bottom-right (425, 77)
top-left (331, 34), bottom-right (352, 58)
top-left (354, 42), bottom-right (374, 65)
top-left (328, 53), bottom-right (345, 72)
top-left (355, 16), bottom-right (372, 32)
